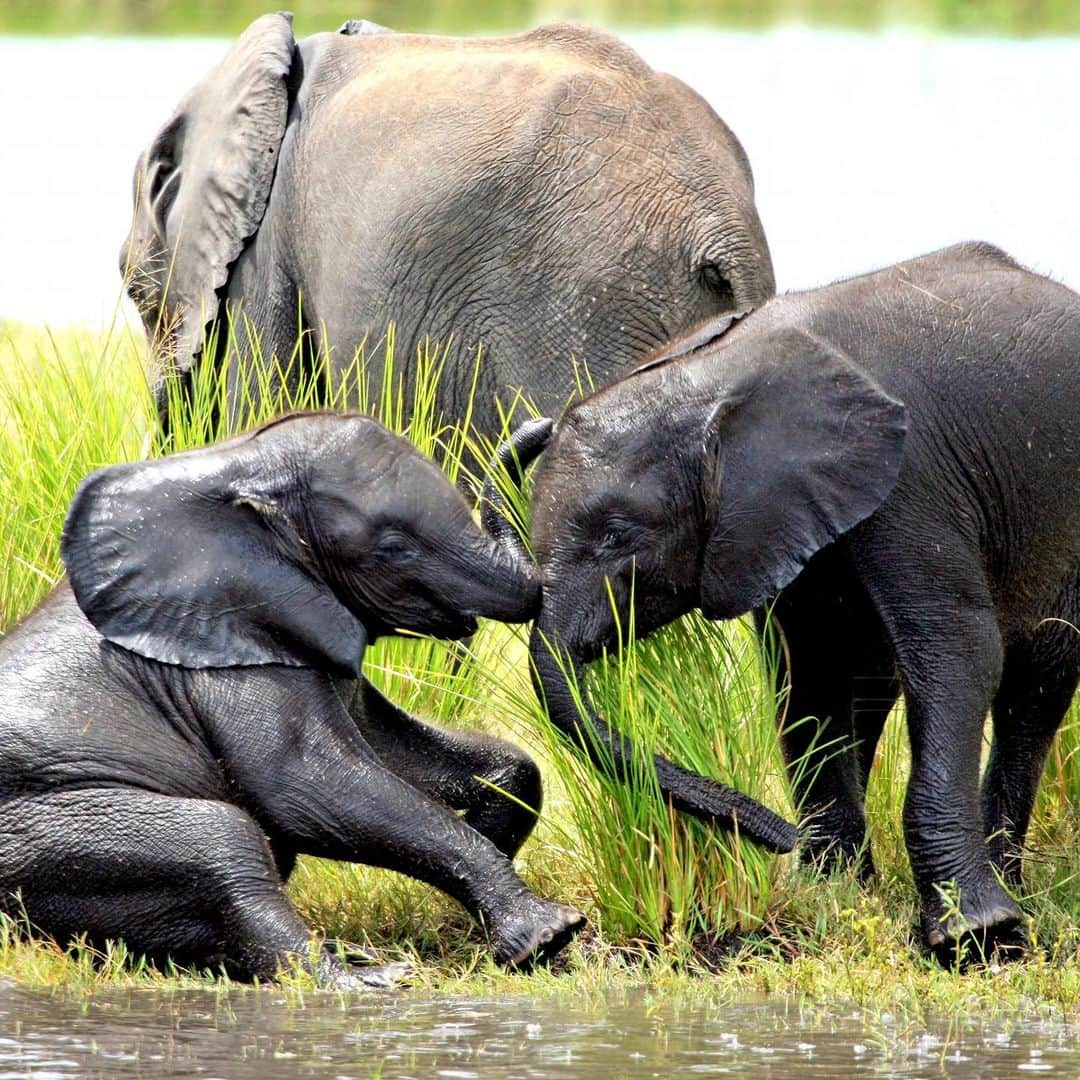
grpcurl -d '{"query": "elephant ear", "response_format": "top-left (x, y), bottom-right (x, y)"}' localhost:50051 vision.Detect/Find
top-left (698, 328), bottom-right (907, 619)
top-left (119, 12), bottom-right (295, 367)
top-left (60, 439), bottom-right (366, 677)
top-left (337, 18), bottom-right (391, 35)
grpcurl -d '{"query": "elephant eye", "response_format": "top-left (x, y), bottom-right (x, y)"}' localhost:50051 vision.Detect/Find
top-left (598, 519), bottom-right (633, 552)
top-left (376, 529), bottom-right (418, 563)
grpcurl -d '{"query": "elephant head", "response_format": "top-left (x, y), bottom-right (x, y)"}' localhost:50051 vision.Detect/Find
top-left (484, 316), bottom-right (908, 852)
top-left (62, 413), bottom-right (539, 676)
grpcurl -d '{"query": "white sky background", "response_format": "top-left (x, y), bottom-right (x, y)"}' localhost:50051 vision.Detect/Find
top-left (0, 28), bottom-right (1077, 328)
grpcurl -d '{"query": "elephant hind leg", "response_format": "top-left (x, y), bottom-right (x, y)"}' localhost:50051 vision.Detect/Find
top-left (0, 788), bottom-right (380, 986)
top-left (353, 681), bottom-right (542, 859)
top-left (765, 553), bottom-right (897, 878)
top-left (984, 606), bottom-right (1080, 888)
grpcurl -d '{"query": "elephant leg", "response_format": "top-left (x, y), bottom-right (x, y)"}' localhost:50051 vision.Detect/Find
top-left (983, 613), bottom-right (1080, 888)
top-left (348, 680), bottom-right (542, 859)
top-left (855, 535), bottom-right (1022, 962)
top-left (765, 558), bottom-right (897, 877)
top-left (270, 841), bottom-right (298, 883)
top-left (0, 789), bottom-right (397, 987)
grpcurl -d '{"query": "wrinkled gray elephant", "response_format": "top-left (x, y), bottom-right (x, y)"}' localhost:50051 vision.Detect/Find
top-left (0, 412), bottom-right (590, 985)
top-left (121, 13), bottom-right (775, 435)
top-left (489, 242), bottom-right (1080, 962)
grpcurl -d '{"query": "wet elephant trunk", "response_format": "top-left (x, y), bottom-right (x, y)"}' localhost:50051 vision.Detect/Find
top-left (528, 615), bottom-right (799, 854)
top-left (450, 536), bottom-right (542, 624)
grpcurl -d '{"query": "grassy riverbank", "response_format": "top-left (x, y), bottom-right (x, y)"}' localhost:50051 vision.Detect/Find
top-left (1, 322), bottom-right (1078, 1021)
top-left (2, 0), bottom-right (1077, 37)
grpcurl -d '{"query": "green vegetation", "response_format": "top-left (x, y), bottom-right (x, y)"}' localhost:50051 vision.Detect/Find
top-left (1, 0), bottom-right (1077, 38)
top-left (0, 321), bottom-right (1078, 1023)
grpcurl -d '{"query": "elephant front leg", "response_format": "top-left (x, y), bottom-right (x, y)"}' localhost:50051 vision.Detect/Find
top-left (903, 659), bottom-right (1023, 964)
top-left (347, 679), bottom-right (542, 859)
top-left (212, 674), bottom-right (584, 968)
top-left (290, 747), bottom-right (580, 967)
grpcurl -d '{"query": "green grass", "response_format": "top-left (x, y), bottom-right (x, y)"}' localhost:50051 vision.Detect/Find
top-left (2, 0), bottom-right (1077, 38)
top-left (1, 320), bottom-right (1079, 1021)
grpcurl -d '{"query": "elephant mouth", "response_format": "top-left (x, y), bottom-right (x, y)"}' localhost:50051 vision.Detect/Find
top-left (563, 603), bottom-right (681, 665)
top-left (387, 610), bottom-right (478, 642)
top-left (568, 632), bottom-right (619, 666)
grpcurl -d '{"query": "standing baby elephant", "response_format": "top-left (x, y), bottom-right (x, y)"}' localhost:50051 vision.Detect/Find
top-left (0, 413), bottom-right (587, 986)
top-left (490, 242), bottom-right (1079, 961)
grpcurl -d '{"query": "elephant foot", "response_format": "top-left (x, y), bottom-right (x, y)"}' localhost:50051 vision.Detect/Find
top-left (921, 877), bottom-right (1026, 968)
top-left (488, 896), bottom-right (586, 970)
top-left (315, 950), bottom-right (413, 990)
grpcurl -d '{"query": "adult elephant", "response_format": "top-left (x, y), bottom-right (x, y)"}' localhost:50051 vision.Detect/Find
top-left (487, 243), bottom-right (1080, 961)
top-left (121, 13), bottom-right (775, 435)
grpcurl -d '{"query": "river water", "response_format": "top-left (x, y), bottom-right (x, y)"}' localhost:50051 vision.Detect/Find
top-left (0, 29), bottom-right (1078, 326)
top-left (1, 980), bottom-right (1078, 1077)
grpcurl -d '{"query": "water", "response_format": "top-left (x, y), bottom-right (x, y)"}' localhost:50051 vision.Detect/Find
top-left (0, 981), bottom-right (1077, 1077)
top-left (0, 29), bottom-right (1077, 327)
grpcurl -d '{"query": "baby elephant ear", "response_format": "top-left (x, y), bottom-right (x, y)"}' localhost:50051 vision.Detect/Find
top-left (61, 444), bottom-right (367, 676)
top-left (699, 328), bottom-right (907, 619)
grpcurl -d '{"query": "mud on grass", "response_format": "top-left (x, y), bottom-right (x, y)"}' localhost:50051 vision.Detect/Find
top-left (0, 322), bottom-right (1078, 1018)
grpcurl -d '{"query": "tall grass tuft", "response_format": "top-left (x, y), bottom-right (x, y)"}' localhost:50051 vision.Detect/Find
top-left (0, 323), bottom-right (153, 629)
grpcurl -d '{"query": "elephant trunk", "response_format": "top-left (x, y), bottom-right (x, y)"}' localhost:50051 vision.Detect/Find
top-left (449, 533), bottom-right (542, 625)
top-left (529, 615), bottom-right (799, 855)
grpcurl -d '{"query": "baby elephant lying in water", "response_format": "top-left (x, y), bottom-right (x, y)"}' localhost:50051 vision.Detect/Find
top-left (0, 413), bottom-right (585, 987)
top-left (491, 242), bottom-right (1079, 962)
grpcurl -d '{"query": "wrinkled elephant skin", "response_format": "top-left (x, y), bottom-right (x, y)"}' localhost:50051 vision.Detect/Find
top-left (121, 15), bottom-right (774, 435)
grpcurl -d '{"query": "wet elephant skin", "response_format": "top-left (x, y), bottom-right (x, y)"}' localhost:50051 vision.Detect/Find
top-left (0, 413), bottom-right (584, 985)
top-left (498, 242), bottom-right (1079, 962)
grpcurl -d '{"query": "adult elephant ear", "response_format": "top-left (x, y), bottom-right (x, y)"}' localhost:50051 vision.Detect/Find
top-left (61, 431), bottom-right (366, 677)
top-left (119, 12), bottom-right (295, 368)
top-left (698, 328), bottom-right (907, 619)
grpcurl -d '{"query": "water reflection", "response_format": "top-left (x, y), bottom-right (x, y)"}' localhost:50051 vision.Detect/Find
top-left (0, 980), bottom-right (1077, 1077)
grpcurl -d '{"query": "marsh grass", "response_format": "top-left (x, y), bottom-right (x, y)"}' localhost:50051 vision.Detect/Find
top-left (1, 319), bottom-right (1079, 1016)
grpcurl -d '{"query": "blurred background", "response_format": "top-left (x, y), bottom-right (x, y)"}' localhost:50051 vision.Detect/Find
top-left (4, 1), bottom-right (1079, 36)
top-left (0, 2), bottom-right (1077, 326)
